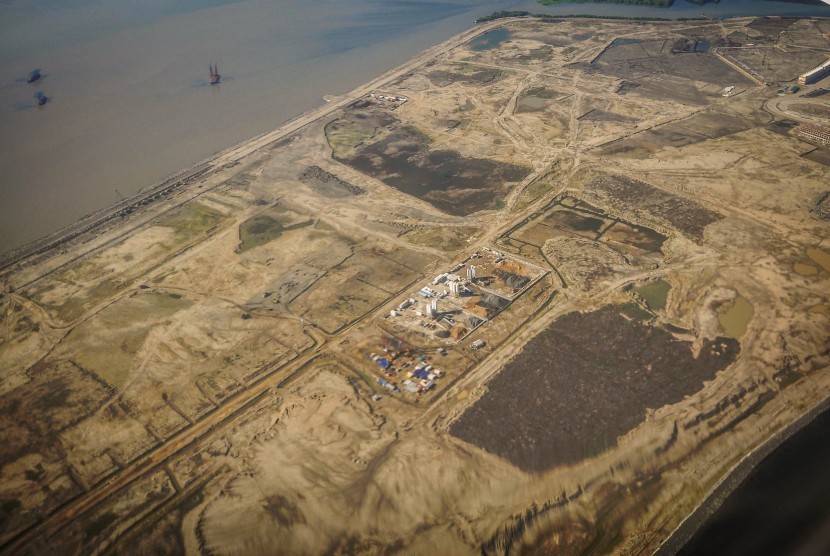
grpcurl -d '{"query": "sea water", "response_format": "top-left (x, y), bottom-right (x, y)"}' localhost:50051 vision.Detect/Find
top-left (0, 0), bottom-right (827, 253)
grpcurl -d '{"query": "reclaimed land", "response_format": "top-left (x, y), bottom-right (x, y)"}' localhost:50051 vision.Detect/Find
top-left (1, 15), bottom-right (829, 556)
top-left (451, 306), bottom-right (739, 472)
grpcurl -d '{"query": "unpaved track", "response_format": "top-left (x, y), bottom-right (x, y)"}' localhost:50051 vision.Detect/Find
top-left (0, 19), bottom-right (520, 555)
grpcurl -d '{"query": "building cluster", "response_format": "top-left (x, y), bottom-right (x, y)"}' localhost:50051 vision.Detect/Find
top-left (369, 92), bottom-right (408, 108)
top-left (796, 123), bottom-right (830, 147)
top-left (799, 59), bottom-right (830, 85)
top-left (370, 350), bottom-right (443, 395)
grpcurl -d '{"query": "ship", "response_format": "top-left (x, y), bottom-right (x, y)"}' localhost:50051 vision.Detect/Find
top-left (27, 69), bottom-right (41, 83)
top-left (209, 63), bottom-right (221, 85)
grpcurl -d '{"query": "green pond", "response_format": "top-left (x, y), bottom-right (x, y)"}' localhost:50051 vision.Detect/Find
top-left (633, 279), bottom-right (671, 310)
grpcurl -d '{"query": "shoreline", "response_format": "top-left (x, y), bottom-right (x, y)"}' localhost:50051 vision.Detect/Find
top-left (0, 18), bottom-right (506, 274)
top-left (654, 393), bottom-right (830, 556)
top-left (1, 11), bottom-right (828, 554)
top-left (3, 12), bottom-right (795, 273)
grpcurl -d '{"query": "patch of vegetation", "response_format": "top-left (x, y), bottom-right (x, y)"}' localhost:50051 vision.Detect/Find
top-left (451, 306), bottom-right (739, 471)
top-left (512, 178), bottom-right (553, 213)
top-left (619, 301), bottom-right (653, 321)
top-left (237, 215), bottom-right (313, 253)
top-left (476, 10), bottom-right (531, 23)
top-left (85, 511), bottom-right (118, 539)
top-left (402, 226), bottom-right (481, 251)
top-left (157, 202), bottom-right (225, 241)
top-left (525, 87), bottom-right (556, 99)
top-left (476, 10), bottom-right (700, 23)
top-left (333, 117), bottom-right (530, 216)
top-left (324, 111), bottom-right (397, 157)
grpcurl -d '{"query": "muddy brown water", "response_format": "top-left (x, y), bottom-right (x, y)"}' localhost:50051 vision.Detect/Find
top-left (807, 248), bottom-right (830, 273)
top-left (793, 262), bottom-right (819, 276)
top-left (718, 296), bottom-right (754, 339)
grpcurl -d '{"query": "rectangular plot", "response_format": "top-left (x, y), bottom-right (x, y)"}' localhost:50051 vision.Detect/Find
top-left (601, 221), bottom-right (667, 255)
top-left (0, 360), bottom-right (113, 468)
top-left (450, 306), bottom-right (739, 472)
top-left (677, 112), bottom-right (753, 139)
top-left (586, 174), bottom-right (722, 242)
top-left (511, 222), bottom-right (564, 247)
top-left (292, 272), bottom-right (390, 334)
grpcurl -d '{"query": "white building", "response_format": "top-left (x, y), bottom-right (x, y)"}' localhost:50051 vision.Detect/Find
top-left (799, 59), bottom-right (830, 85)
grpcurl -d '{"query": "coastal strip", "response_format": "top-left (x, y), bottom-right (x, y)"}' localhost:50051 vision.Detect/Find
top-left (654, 393), bottom-right (830, 556)
top-left (0, 18), bottom-right (509, 276)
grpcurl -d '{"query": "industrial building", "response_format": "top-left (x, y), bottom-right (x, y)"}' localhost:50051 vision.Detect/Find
top-left (799, 59), bottom-right (830, 85)
top-left (796, 124), bottom-right (830, 147)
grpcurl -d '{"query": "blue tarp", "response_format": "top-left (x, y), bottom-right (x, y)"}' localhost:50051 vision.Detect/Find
top-left (377, 358), bottom-right (391, 370)
top-left (414, 369), bottom-right (429, 379)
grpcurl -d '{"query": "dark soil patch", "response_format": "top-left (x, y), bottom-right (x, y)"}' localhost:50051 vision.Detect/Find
top-left (237, 215), bottom-right (313, 253)
top-left (648, 125), bottom-right (709, 148)
top-left (475, 292), bottom-right (511, 318)
top-left (811, 191), bottom-right (830, 220)
top-left (578, 109), bottom-right (636, 124)
top-left (427, 67), bottom-right (504, 87)
top-left (0, 499), bottom-right (21, 536)
top-left (802, 88), bottom-right (830, 99)
top-left (85, 511), bottom-right (118, 540)
top-left (616, 81), bottom-right (640, 95)
top-left (748, 17), bottom-right (799, 39)
top-left (586, 174), bottom-right (722, 242)
top-left (767, 119), bottom-right (799, 135)
top-left (543, 208), bottom-right (609, 236)
top-left (298, 165), bottom-right (365, 198)
top-left (0, 360), bottom-right (114, 467)
top-left (803, 149), bottom-right (830, 168)
top-left (516, 46), bottom-right (553, 61)
top-left (450, 306), bottom-right (739, 472)
top-left (264, 495), bottom-right (306, 527)
top-left (602, 221), bottom-right (667, 255)
top-left (677, 111), bottom-right (754, 139)
top-left (597, 52), bottom-right (751, 87)
top-left (334, 123), bottom-right (530, 216)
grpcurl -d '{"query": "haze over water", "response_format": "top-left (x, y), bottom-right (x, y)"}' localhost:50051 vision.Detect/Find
top-left (0, 0), bottom-right (827, 254)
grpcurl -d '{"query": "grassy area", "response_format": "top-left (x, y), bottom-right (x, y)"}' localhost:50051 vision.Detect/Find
top-left (324, 111), bottom-right (397, 158)
top-left (402, 226), bottom-right (481, 251)
top-left (619, 301), bottom-right (653, 322)
top-left (68, 292), bottom-right (194, 388)
top-left (157, 202), bottom-right (226, 241)
top-left (512, 179), bottom-right (553, 213)
top-left (237, 215), bottom-right (313, 253)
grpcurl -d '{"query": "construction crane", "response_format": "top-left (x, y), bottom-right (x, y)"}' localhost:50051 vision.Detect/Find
top-left (209, 63), bottom-right (221, 85)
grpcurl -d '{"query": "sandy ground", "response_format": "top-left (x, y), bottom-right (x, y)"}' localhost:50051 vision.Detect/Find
top-left (0, 15), bottom-right (829, 556)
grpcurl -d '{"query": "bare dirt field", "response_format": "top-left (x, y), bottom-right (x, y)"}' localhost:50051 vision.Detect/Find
top-left (1, 14), bottom-right (829, 556)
